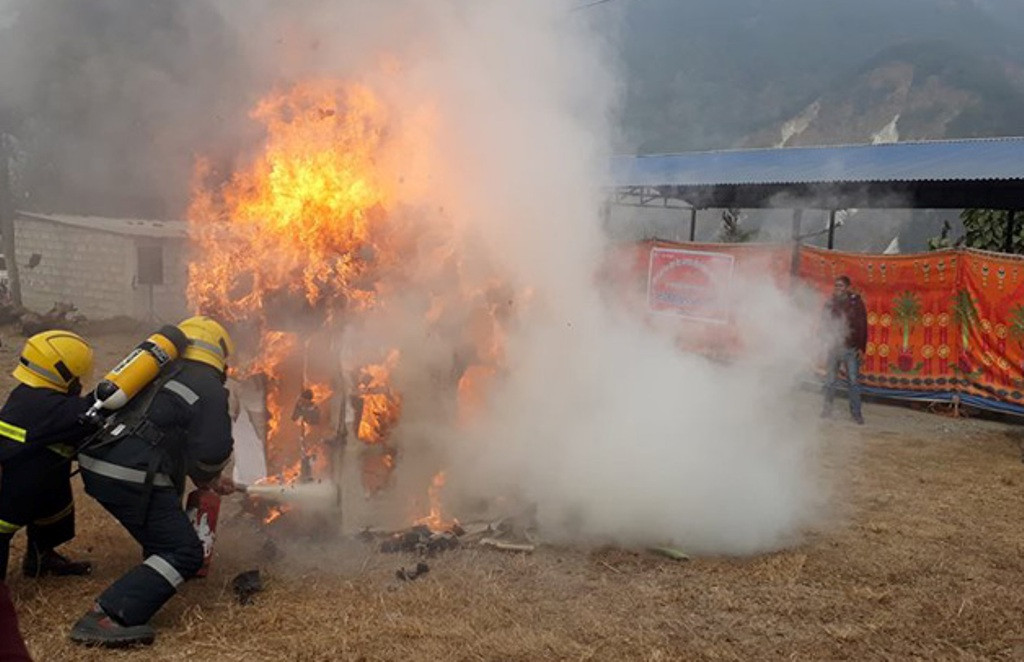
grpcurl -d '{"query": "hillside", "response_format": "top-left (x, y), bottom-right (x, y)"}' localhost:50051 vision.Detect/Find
top-left (615, 0), bottom-right (1024, 152)
top-left (743, 40), bottom-right (1024, 147)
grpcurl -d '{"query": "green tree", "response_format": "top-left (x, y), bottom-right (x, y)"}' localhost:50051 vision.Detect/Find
top-left (927, 211), bottom-right (1024, 254)
top-left (960, 209), bottom-right (1024, 253)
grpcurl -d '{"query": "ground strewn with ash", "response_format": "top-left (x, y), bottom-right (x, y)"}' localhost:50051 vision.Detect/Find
top-left (3, 330), bottom-right (1024, 661)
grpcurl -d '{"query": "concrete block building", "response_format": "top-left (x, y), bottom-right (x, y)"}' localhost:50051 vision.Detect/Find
top-left (13, 212), bottom-right (190, 322)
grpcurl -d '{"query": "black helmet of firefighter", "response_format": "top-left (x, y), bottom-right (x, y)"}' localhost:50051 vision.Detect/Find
top-left (12, 330), bottom-right (94, 394)
top-left (178, 316), bottom-right (234, 373)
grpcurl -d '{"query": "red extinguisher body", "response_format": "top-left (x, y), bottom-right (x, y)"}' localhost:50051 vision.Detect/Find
top-left (185, 487), bottom-right (221, 577)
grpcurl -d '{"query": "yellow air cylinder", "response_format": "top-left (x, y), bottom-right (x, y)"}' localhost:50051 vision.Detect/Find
top-left (86, 325), bottom-right (190, 420)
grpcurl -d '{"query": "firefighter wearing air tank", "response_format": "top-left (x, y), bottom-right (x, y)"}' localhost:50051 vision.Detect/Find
top-left (0, 330), bottom-right (97, 579)
top-left (71, 316), bottom-right (236, 648)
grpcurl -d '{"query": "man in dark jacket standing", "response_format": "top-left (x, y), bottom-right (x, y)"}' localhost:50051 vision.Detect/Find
top-left (0, 330), bottom-right (97, 580)
top-left (822, 275), bottom-right (868, 424)
top-left (70, 316), bottom-right (236, 648)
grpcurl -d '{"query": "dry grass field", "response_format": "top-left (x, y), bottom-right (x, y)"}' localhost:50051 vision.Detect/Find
top-left (3, 329), bottom-right (1024, 661)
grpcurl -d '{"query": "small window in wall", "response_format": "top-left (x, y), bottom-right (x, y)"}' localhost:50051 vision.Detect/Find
top-left (137, 244), bottom-right (164, 286)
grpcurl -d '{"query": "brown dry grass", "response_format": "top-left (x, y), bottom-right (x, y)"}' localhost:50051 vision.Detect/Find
top-left (3, 329), bottom-right (1024, 660)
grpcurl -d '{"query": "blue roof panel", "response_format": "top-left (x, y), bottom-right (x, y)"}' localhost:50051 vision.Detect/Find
top-left (610, 137), bottom-right (1024, 187)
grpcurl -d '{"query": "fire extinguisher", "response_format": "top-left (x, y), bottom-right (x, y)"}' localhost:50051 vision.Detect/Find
top-left (185, 487), bottom-right (221, 578)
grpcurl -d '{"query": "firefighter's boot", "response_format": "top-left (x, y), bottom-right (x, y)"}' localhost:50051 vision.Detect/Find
top-left (22, 546), bottom-right (92, 577)
top-left (69, 603), bottom-right (156, 648)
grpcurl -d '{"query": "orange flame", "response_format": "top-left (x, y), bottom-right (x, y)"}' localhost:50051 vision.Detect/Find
top-left (356, 350), bottom-right (402, 445)
top-left (306, 382), bottom-right (334, 405)
top-left (414, 471), bottom-right (458, 531)
top-left (263, 505), bottom-right (291, 525)
top-left (188, 80), bottom-right (397, 321)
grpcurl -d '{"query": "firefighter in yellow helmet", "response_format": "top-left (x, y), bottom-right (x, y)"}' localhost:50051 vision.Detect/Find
top-left (73, 316), bottom-right (236, 648)
top-left (0, 330), bottom-right (98, 580)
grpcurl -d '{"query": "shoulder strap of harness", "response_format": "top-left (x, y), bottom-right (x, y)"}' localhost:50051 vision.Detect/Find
top-left (76, 362), bottom-right (186, 457)
top-left (76, 362), bottom-right (192, 525)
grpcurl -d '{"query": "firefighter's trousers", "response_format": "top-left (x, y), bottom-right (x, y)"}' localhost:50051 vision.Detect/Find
top-left (81, 469), bottom-right (203, 627)
top-left (0, 450), bottom-right (76, 578)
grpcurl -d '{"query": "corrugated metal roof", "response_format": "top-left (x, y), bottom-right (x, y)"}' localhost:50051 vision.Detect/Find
top-left (16, 212), bottom-right (187, 239)
top-left (610, 137), bottom-right (1024, 188)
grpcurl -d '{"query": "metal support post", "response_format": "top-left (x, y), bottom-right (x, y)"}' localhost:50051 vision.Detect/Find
top-left (1005, 209), bottom-right (1018, 254)
top-left (790, 209), bottom-right (804, 276)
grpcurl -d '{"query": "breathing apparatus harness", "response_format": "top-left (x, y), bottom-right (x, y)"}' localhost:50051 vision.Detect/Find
top-left (74, 361), bottom-right (190, 520)
top-left (71, 324), bottom-right (197, 520)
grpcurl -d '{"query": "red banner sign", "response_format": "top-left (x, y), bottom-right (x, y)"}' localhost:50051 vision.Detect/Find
top-left (647, 247), bottom-right (735, 322)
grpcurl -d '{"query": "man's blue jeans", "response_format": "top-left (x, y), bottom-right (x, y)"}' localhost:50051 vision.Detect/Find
top-left (823, 347), bottom-right (863, 419)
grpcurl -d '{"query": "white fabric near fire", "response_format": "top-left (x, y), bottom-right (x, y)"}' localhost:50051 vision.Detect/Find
top-left (229, 378), bottom-right (268, 486)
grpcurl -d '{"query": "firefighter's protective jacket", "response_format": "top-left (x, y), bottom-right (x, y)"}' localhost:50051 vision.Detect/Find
top-left (0, 385), bottom-right (95, 462)
top-left (80, 360), bottom-right (232, 494)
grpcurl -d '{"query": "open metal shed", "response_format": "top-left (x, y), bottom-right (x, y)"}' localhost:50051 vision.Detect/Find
top-left (610, 137), bottom-right (1024, 251)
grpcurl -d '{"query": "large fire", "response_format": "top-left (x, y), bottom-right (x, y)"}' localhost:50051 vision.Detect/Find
top-left (187, 78), bottom-right (510, 530)
top-left (189, 80), bottom-right (393, 319)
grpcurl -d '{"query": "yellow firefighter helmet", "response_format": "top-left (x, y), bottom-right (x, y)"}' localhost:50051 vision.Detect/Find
top-left (13, 329), bottom-right (94, 393)
top-left (178, 316), bottom-right (234, 372)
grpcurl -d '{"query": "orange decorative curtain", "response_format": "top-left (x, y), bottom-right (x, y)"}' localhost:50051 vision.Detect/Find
top-left (799, 246), bottom-right (1024, 413)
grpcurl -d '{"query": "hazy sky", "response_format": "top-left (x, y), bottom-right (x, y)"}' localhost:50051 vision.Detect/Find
top-left (1, 0), bottom-right (1022, 216)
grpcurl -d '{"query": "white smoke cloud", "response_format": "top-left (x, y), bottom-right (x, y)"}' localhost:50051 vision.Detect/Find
top-left (446, 276), bottom-right (828, 555)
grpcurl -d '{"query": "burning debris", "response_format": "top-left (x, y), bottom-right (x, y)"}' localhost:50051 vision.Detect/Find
top-left (365, 515), bottom-right (538, 557)
top-left (378, 525), bottom-right (460, 556)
